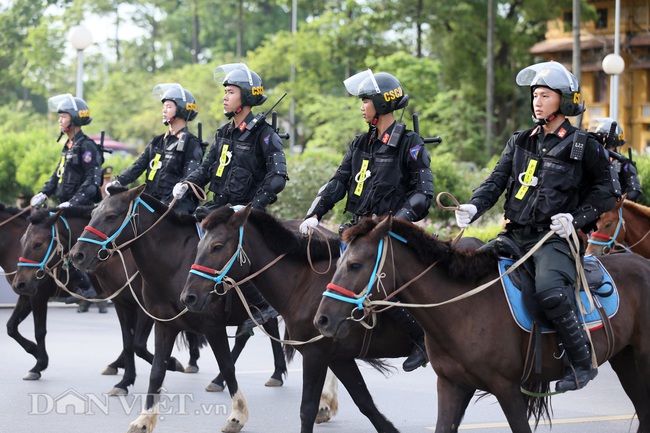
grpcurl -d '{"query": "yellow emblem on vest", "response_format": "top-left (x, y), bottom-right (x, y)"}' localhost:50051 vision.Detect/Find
top-left (56, 155), bottom-right (66, 183)
top-left (147, 154), bottom-right (162, 181)
top-left (515, 159), bottom-right (538, 200)
top-left (216, 144), bottom-right (231, 178)
top-left (354, 159), bottom-right (370, 196)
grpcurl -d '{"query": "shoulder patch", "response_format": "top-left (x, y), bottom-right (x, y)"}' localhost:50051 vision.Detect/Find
top-left (82, 151), bottom-right (93, 163)
top-left (263, 135), bottom-right (270, 145)
top-left (409, 145), bottom-right (422, 160)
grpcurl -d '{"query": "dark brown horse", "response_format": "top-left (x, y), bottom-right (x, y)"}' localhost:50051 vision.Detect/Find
top-left (314, 215), bottom-right (650, 433)
top-left (587, 196), bottom-right (650, 258)
top-left (11, 206), bottom-right (209, 394)
top-left (70, 185), bottom-right (286, 433)
top-left (179, 204), bottom-right (436, 433)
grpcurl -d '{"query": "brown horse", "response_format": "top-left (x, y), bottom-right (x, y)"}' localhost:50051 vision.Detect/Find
top-left (69, 185), bottom-right (286, 433)
top-left (587, 196), bottom-right (650, 258)
top-left (179, 204), bottom-right (440, 433)
top-left (314, 215), bottom-right (650, 433)
top-left (11, 206), bottom-right (211, 394)
top-left (2, 203), bottom-right (150, 382)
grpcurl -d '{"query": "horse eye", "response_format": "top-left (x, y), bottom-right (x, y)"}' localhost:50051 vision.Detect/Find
top-left (34, 242), bottom-right (43, 249)
top-left (105, 215), bottom-right (118, 222)
top-left (349, 262), bottom-right (362, 271)
top-left (211, 243), bottom-right (223, 252)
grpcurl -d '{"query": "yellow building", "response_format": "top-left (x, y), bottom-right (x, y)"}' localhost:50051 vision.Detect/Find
top-left (530, 0), bottom-right (650, 155)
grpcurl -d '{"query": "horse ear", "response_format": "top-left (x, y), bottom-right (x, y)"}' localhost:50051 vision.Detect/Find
top-left (46, 209), bottom-right (63, 226)
top-left (229, 204), bottom-right (252, 227)
top-left (133, 184), bottom-right (147, 197)
top-left (373, 214), bottom-right (393, 239)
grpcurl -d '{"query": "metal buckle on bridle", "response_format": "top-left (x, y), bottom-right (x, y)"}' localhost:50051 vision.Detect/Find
top-left (97, 249), bottom-right (112, 261)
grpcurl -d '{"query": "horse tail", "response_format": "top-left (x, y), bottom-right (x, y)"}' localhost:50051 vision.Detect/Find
top-left (522, 381), bottom-right (552, 427)
top-left (176, 331), bottom-right (208, 351)
top-left (360, 358), bottom-right (395, 377)
top-left (283, 329), bottom-right (297, 363)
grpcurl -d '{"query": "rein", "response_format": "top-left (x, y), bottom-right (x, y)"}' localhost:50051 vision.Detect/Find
top-left (0, 206), bottom-right (31, 228)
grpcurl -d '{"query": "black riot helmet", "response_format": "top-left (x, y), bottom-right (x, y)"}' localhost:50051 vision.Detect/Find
top-left (214, 63), bottom-right (267, 117)
top-left (516, 61), bottom-right (584, 125)
top-left (344, 69), bottom-right (408, 115)
top-left (48, 93), bottom-right (92, 126)
top-left (587, 117), bottom-right (626, 150)
top-left (153, 83), bottom-right (198, 122)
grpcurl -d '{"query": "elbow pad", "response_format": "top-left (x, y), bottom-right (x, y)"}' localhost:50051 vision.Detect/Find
top-left (395, 192), bottom-right (432, 222)
top-left (266, 151), bottom-right (288, 178)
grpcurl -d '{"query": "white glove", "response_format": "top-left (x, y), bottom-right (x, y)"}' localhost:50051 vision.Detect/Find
top-left (105, 180), bottom-right (121, 196)
top-left (58, 202), bottom-right (71, 208)
top-left (550, 213), bottom-right (574, 239)
top-left (30, 192), bottom-right (47, 207)
top-left (172, 183), bottom-right (188, 200)
top-left (455, 204), bottom-right (477, 228)
top-left (299, 217), bottom-right (319, 235)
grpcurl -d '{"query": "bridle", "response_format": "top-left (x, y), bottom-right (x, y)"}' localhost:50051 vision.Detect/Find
top-left (17, 213), bottom-right (70, 280)
top-left (588, 206), bottom-right (625, 254)
top-left (77, 197), bottom-right (155, 260)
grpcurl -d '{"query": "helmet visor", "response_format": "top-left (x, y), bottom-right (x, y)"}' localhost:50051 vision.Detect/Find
top-left (587, 118), bottom-right (611, 134)
top-left (153, 83), bottom-right (186, 103)
top-left (214, 63), bottom-right (253, 86)
top-left (516, 61), bottom-right (578, 92)
top-left (344, 69), bottom-right (380, 97)
top-left (48, 93), bottom-right (77, 113)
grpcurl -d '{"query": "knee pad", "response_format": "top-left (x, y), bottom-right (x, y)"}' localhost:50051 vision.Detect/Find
top-left (534, 287), bottom-right (573, 320)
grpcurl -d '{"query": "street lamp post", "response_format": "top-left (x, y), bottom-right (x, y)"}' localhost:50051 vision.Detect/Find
top-left (601, 0), bottom-right (624, 121)
top-left (69, 25), bottom-right (93, 100)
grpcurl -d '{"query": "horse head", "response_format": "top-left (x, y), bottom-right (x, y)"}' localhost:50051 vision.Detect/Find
top-left (71, 184), bottom-right (147, 272)
top-left (314, 214), bottom-right (394, 339)
top-left (586, 194), bottom-right (627, 256)
top-left (13, 209), bottom-right (64, 296)
top-left (180, 205), bottom-right (252, 313)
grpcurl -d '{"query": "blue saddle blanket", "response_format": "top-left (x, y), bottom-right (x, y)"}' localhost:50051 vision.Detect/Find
top-left (499, 255), bottom-right (619, 333)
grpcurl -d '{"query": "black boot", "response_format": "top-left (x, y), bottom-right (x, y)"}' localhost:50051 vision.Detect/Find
top-left (386, 305), bottom-right (428, 372)
top-left (536, 288), bottom-right (598, 392)
top-left (239, 281), bottom-right (278, 330)
top-left (66, 267), bottom-right (97, 302)
top-left (77, 300), bottom-right (90, 313)
top-left (97, 300), bottom-right (109, 313)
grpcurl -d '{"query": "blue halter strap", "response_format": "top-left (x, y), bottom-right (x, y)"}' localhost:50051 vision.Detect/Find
top-left (17, 213), bottom-right (70, 272)
top-left (188, 226), bottom-right (245, 286)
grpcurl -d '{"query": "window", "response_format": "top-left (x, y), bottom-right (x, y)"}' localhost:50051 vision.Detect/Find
top-left (596, 8), bottom-right (608, 29)
top-left (594, 70), bottom-right (609, 103)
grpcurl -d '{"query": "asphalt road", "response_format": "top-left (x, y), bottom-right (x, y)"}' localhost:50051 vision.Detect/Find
top-left (0, 303), bottom-right (639, 433)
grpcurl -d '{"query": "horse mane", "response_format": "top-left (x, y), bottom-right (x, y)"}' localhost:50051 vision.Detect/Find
top-left (0, 202), bottom-right (27, 217)
top-left (202, 207), bottom-right (342, 261)
top-left (345, 217), bottom-right (498, 283)
top-left (140, 193), bottom-right (198, 226)
top-left (28, 205), bottom-right (96, 224)
top-left (625, 199), bottom-right (650, 219)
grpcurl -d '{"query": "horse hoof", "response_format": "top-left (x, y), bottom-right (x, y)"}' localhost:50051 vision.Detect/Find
top-left (264, 377), bottom-right (283, 387)
top-left (107, 387), bottom-right (128, 396)
top-left (172, 358), bottom-right (184, 372)
top-left (23, 372), bottom-right (41, 381)
top-left (205, 382), bottom-right (225, 392)
top-left (101, 366), bottom-right (119, 375)
top-left (315, 408), bottom-right (331, 424)
top-left (184, 365), bottom-right (199, 374)
top-left (221, 419), bottom-right (244, 433)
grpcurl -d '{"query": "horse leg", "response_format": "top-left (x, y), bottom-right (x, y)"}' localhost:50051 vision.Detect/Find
top-left (434, 376), bottom-right (476, 433)
top-left (609, 348), bottom-right (650, 431)
top-left (262, 317), bottom-right (286, 387)
top-left (298, 356), bottom-right (329, 433)
top-left (105, 303), bottom-right (138, 396)
top-left (204, 328), bottom-right (248, 433)
top-left (184, 331), bottom-right (204, 373)
top-left (25, 292), bottom-right (50, 381)
top-left (492, 383), bottom-right (534, 433)
top-left (329, 360), bottom-right (399, 433)
top-left (207, 325), bottom-right (250, 392)
top-left (315, 368), bottom-right (338, 424)
top-left (132, 310), bottom-right (155, 364)
top-left (5, 295), bottom-right (46, 380)
top-left (126, 323), bottom-right (178, 433)
top-left (103, 350), bottom-right (125, 375)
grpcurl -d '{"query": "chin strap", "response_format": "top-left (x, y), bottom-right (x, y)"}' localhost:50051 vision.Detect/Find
top-left (532, 111), bottom-right (559, 126)
top-left (225, 106), bottom-right (244, 120)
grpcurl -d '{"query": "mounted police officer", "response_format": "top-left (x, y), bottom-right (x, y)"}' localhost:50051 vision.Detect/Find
top-left (30, 93), bottom-right (103, 301)
top-left (455, 61), bottom-right (621, 392)
top-left (105, 83), bottom-right (204, 214)
top-left (299, 69), bottom-right (434, 372)
top-left (587, 117), bottom-right (642, 201)
top-left (173, 63), bottom-right (288, 330)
